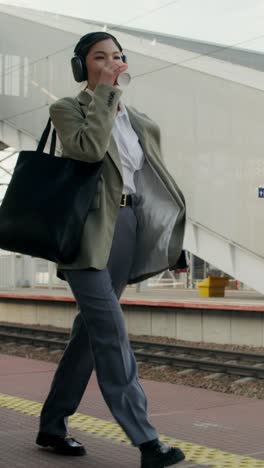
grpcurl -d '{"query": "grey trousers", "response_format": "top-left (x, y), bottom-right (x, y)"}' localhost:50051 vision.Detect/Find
top-left (39, 205), bottom-right (158, 446)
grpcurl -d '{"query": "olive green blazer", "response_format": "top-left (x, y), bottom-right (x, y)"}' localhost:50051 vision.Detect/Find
top-left (49, 83), bottom-right (186, 283)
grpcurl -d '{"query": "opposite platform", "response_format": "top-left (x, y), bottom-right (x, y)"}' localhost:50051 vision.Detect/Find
top-left (1, 287), bottom-right (264, 346)
top-left (0, 287), bottom-right (264, 311)
top-left (0, 353), bottom-right (264, 467)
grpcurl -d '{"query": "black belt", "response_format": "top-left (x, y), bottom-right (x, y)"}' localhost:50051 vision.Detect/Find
top-left (120, 193), bottom-right (133, 207)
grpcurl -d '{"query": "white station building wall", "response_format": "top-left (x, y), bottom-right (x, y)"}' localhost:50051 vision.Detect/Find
top-left (0, 5), bottom-right (264, 293)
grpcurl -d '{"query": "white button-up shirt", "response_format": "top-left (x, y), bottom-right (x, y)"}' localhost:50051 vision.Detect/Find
top-left (85, 87), bottom-right (145, 194)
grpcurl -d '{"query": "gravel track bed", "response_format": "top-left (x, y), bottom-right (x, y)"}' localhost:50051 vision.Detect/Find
top-left (130, 334), bottom-right (264, 354)
top-left (1, 333), bottom-right (264, 400)
top-left (2, 323), bottom-right (264, 354)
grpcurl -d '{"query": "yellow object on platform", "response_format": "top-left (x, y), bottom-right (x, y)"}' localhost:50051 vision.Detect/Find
top-left (198, 276), bottom-right (229, 298)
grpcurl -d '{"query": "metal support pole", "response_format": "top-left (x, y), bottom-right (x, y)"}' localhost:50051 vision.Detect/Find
top-left (188, 253), bottom-right (194, 289)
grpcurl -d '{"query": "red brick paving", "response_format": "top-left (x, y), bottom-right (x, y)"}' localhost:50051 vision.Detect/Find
top-left (0, 353), bottom-right (264, 463)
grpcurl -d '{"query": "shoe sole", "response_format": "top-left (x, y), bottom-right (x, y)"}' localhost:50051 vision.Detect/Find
top-left (53, 446), bottom-right (87, 456)
top-left (36, 440), bottom-right (86, 456)
top-left (141, 451), bottom-right (185, 468)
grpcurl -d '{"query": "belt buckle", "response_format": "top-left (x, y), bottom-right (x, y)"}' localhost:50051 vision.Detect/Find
top-left (120, 194), bottom-right (127, 207)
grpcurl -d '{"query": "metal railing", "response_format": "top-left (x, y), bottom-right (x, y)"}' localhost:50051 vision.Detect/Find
top-left (0, 250), bottom-right (67, 289)
top-left (0, 250), bottom-right (250, 292)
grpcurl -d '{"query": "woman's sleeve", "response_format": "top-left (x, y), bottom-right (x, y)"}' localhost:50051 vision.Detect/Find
top-left (50, 83), bottom-right (122, 162)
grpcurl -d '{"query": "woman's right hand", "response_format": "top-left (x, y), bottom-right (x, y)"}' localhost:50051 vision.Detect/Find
top-left (98, 62), bottom-right (129, 87)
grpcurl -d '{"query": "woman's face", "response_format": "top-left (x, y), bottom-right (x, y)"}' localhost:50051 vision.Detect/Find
top-left (85, 39), bottom-right (124, 90)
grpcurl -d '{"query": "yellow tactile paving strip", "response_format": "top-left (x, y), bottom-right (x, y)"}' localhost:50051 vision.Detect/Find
top-left (0, 393), bottom-right (263, 467)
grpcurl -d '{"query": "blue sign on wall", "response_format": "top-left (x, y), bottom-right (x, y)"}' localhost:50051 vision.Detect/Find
top-left (258, 186), bottom-right (264, 198)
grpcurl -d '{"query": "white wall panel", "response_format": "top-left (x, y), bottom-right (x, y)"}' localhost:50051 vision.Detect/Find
top-left (125, 66), bottom-right (264, 260)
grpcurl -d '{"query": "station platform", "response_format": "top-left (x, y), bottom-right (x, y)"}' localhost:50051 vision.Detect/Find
top-left (1, 286), bottom-right (264, 348)
top-left (1, 353), bottom-right (264, 467)
top-left (0, 286), bottom-right (263, 311)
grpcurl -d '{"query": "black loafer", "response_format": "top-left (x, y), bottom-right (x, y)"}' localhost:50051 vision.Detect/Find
top-left (36, 432), bottom-right (86, 456)
top-left (141, 441), bottom-right (185, 467)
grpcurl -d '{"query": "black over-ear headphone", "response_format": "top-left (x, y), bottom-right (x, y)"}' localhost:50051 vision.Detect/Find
top-left (71, 32), bottom-right (127, 83)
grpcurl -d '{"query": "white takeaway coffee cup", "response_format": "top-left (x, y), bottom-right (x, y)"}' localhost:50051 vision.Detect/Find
top-left (116, 72), bottom-right (131, 87)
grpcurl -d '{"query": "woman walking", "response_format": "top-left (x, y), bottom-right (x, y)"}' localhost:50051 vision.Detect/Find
top-left (36, 31), bottom-right (186, 467)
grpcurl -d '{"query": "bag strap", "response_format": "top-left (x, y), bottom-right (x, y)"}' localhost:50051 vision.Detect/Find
top-left (37, 118), bottom-right (57, 155)
top-left (50, 128), bottom-right (57, 155)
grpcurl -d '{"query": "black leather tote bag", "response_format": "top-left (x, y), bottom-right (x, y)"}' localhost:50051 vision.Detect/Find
top-left (0, 118), bottom-right (103, 263)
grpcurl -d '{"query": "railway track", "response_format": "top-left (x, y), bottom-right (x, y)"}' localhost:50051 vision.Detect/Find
top-left (1, 323), bottom-right (264, 379)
